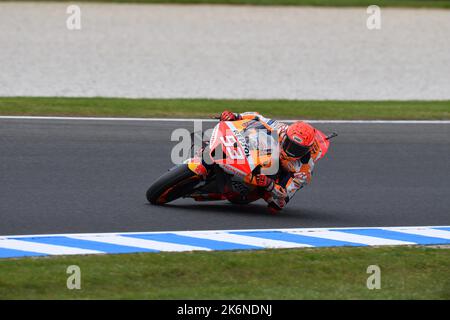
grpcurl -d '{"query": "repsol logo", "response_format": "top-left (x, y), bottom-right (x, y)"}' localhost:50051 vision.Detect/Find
top-left (233, 129), bottom-right (250, 157)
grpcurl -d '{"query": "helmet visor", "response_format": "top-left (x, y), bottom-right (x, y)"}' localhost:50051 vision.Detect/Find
top-left (282, 136), bottom-right (310, 158)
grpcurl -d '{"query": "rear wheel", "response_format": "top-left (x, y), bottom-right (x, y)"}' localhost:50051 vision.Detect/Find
top-left (146, 164), bottom-right (201, 205)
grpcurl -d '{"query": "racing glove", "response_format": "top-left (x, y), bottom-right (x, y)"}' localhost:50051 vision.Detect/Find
top-left (220, 110), bottom-right (239, 121)
top-left (261, 177), bottom-right (287, 211)
top-left (268, 183), bottom-right (287, 206)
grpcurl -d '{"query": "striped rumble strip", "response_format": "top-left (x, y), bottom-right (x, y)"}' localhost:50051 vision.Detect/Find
top-left (1, 226), bottom-right (449, 259)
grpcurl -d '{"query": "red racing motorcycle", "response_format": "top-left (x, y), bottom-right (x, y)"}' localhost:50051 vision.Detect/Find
top-left (146, 118), bottom-right (336, 208)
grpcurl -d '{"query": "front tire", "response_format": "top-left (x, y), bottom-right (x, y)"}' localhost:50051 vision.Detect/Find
top-left (146, 164), bottom-right (200, 205)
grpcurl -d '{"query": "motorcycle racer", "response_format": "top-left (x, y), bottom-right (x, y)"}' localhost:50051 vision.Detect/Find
top-left (219, 110), bottom-right (318, 213)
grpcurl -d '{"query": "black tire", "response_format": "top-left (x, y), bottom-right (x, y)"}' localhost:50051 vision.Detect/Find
top-left (146, 164), bottom-right (200, 205)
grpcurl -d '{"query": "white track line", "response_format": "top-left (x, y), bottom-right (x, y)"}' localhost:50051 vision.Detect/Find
top-left (175, 231), bottom-right (312, 248)
top-left (68, 235), bottom-right (210, 252)
top-left (284, 230), bottom-right (414, 246)
top-left (0, 239), bottom-right (102, 255)
top-left (0, 116), bottom-right (449, 124)
top-left (4, 225), bottom-right (450, 240)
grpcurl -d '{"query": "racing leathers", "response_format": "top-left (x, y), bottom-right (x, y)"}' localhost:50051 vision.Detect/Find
top-left (222, 111), bottom-right (316, 212)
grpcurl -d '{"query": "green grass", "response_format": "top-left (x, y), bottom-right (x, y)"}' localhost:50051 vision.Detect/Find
top-left (1, 97), bottom-right (449, 120)
top-left (0, 246), bottom-right (449, 299)
top-left (21, 0), bottom-right (450, 9)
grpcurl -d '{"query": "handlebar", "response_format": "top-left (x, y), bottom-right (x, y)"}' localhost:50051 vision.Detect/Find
top-left (325, 132), bottom-right (338, 140)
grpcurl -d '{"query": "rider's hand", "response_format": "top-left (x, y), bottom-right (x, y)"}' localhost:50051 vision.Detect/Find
top-left (262, 182), bottom-right (286, 213)
top-left (220, 110), bottom-right (238, 121)
top-left (265, 182), bottom-right (287, 208)
top-left (270, 183), bottom-right (287, 202)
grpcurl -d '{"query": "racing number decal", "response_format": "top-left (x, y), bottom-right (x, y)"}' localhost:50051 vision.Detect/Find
top-left (220, 135), bottom-right (245, 160)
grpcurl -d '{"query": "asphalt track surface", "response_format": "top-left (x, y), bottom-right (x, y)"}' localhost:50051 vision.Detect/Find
top-left (1, 119), bottom-right (449, 236)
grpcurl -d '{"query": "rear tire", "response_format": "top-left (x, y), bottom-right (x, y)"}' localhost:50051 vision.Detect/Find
top-left (146, 164), bottom-right (200, 205)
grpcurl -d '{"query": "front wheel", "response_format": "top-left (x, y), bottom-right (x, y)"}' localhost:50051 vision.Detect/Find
top-left (146, 164), bottom-right (201, 205)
